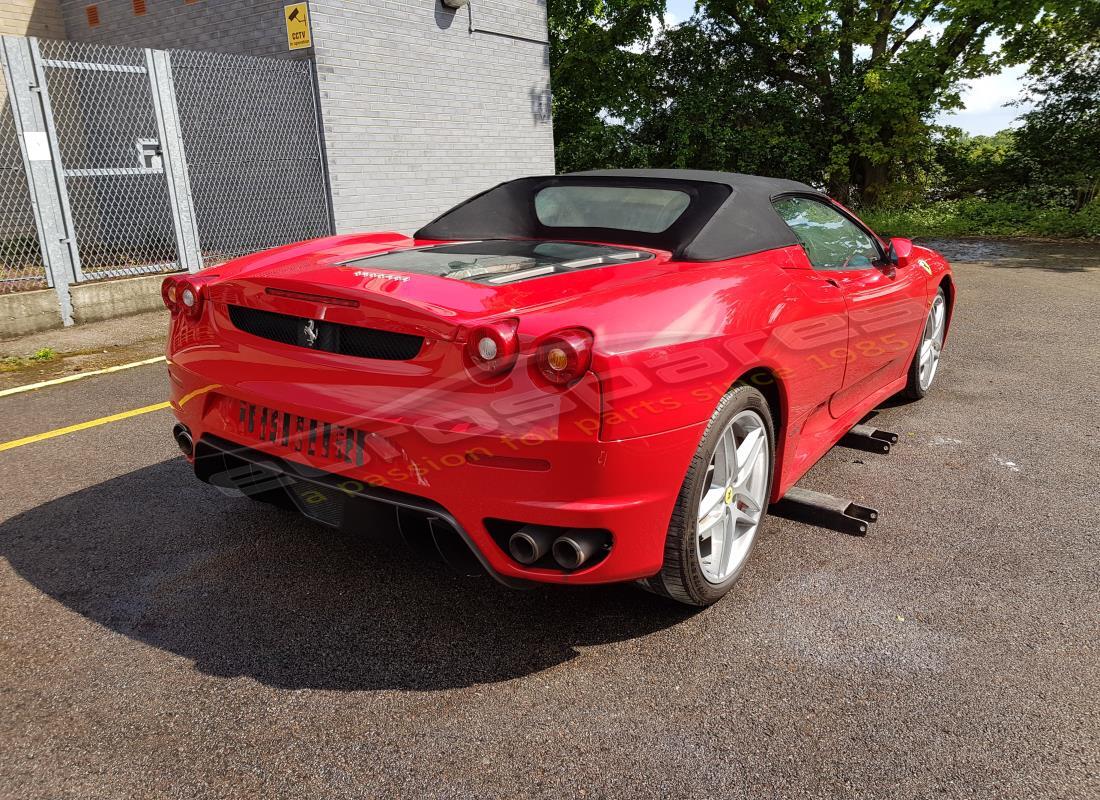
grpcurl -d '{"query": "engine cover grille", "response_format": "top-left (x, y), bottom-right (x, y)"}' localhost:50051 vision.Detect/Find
top-left (227, 305), bottom-right (424, 361)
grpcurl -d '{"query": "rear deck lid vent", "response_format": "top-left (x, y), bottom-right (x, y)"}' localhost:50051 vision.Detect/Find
top-left (228, 305), bottom-right (423, 361)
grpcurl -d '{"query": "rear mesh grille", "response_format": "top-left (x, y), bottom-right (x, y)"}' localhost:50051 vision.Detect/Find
top-left (227, 305), bottom-right (424, 360)
top-left (229, 305), bottom-right (299, 345)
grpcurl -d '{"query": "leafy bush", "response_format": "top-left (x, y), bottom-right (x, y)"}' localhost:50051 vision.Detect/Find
top-left (861, 198), bottom-right (1100, 239)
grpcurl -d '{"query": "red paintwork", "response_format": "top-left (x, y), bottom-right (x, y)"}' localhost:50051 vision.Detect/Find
top-left (166, 214), bottom-right (954, 586)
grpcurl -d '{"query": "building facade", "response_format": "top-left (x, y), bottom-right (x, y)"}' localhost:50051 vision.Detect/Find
top-left (0, 0), bottom-right (68, 40)
top-left (24, 0), bottom-right (556, 234)
top-left (0, 0), bottom-right (553, 335)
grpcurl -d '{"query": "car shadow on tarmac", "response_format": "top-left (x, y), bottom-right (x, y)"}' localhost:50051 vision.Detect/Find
top-left (0, 457), bottom-right (695, 691)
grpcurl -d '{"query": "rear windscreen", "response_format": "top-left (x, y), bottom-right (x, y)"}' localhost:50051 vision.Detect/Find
top-left (344, 240), bottom-right (652, 285)
top-left (534, 186), bottom-right (691, 233)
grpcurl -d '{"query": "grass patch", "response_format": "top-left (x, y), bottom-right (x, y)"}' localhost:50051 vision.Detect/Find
top-left (0, 347), bottom-right (59, 373)
top-left (861, 198), bottom-right (1100, 239)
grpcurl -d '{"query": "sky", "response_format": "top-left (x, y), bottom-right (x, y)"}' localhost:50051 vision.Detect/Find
top-left (935, 63), bottom-right (1031, 135)
top-left (658, 0), bottom-right (1030, 136)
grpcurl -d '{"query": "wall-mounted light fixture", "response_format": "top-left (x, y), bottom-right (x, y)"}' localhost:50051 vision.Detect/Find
top-left (445, 0), bottom-right (549, 45)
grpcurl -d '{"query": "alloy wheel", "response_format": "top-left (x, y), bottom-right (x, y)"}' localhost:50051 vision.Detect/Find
top-left (919, 293), bottom-right (946, 391)
top-left (695, 409), bottom-right (769, 584)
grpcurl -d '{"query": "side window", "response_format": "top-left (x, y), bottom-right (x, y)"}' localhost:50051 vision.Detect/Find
top-left (772, 196), bottom-right (881, 271)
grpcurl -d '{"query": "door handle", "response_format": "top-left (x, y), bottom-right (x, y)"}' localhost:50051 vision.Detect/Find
top-left (825, 278), bottom-right (840, 288)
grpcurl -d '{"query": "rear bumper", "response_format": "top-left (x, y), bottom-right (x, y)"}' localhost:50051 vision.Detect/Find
top-left (168, 361), bottom-right (704, 585)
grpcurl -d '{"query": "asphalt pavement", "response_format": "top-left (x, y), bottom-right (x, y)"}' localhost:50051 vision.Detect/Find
top-left (1, 239), bottom-right (1097, 799)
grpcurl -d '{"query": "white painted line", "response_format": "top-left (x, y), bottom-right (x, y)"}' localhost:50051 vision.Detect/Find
top-left (0, 355), bottom-right (166, 399)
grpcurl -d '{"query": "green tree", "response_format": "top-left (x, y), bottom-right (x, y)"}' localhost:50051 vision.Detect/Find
top-left (632, 20), bottom-right (832, 184)
top-left (1009, 1), bottom-right (1100, 208)
top-left (548, 0), bottom-right (667, 172)
top-left (664, 0), bottom-right (1049, 202)
top-left (933, 127), bottom-right (1028, 199)
top-left (548, 0), bottom-right (1091, 203)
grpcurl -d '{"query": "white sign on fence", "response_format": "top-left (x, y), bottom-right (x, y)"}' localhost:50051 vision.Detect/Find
top-left (23, 131), bottom-right (51, 161)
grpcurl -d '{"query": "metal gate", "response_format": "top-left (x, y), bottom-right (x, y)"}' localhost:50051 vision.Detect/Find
top-left (38, 39), bottom-right (183, 280)
top-left (170, 50), bottom-right (331, 268)
top-left (0, 35), bottom-right (333, 325)
top-left (0, 53), bottom-right (49, 294)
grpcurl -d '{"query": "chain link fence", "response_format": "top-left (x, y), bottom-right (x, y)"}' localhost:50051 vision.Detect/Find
top-left (39, 39), bottom-right (179, 280)
top-left (171, 51), bottom-right (331, 268)
top-left (0, 59), bottom-right (49, 295)
top-left (0, 35), bottom-right (333, 312)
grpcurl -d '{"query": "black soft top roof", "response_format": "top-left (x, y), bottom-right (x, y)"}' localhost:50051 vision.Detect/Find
top-left (413, 169), bottom-right (823, 261)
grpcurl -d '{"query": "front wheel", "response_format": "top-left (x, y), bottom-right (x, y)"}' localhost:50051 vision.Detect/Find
top-left (902, 287), bottom-right (947, 400)
top-left (643, 384), bottom-right (775, 606)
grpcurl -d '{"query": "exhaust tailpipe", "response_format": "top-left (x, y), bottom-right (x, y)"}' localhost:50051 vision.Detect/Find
top-left (552, 532), bottom-right (599, 570)
top-left (508, 525), bottom-right (556, 565)
top-left (172, 423), bottom-right (194, 457)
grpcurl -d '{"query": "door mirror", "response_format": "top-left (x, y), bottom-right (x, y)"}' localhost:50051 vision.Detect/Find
top-left (888, 237), bottom-right (914, 268)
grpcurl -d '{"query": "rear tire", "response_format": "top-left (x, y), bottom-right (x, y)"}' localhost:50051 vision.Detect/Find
top-left (642, 384), bottom-right (775, 607)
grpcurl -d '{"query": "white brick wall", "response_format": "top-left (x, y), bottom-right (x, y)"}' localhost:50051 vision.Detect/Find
top-left (310, 0), bottom-right (555, 233)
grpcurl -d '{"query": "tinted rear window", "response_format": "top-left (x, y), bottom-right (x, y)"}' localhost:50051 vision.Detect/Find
top-left (534, 186), bottom-right (691, 233)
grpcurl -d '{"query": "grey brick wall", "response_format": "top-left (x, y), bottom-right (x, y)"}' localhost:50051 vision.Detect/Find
top-left (309, 0), bottom-right (555, 233)
top-left (54, 0), bottom-right (556, 235)
top-left (58, 0), bottom-right (305, 61)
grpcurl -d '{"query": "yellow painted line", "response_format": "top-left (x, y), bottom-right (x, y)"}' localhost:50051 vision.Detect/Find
top-left (0, 402), bottom-right (170, 452)
top-left (0, 383), bottom-right (219, 453)
top-left (0, 355), bottom-right (167, 399)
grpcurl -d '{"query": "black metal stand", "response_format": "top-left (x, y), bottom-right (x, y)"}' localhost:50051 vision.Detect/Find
top-left (838, 423), bottom-right (899, 454)
top-left (770, 487), bottom-right (879, 536)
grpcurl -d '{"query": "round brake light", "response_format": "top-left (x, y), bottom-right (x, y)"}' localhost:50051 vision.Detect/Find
top-left (546, 346), bottom-right (569, 371)
top-left (466, 319), bottom-right (519, 378)
top-left (535, 328), bottom-right (593, 386)
top-left (477, 336), bottom-right (499, 361)
top-left (178, 279), bottom-right (204, 319)
top-left (161, 276), bottom-right (179, 313)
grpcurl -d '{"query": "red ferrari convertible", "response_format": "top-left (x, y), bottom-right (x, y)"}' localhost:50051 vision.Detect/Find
top-left (163, 170), bottom-right (953, 606)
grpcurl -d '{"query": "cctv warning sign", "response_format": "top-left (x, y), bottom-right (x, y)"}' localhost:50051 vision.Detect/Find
top-left (284, 3), bottom-right (312, 50)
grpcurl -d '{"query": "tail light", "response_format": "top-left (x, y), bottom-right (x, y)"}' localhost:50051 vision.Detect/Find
top-left (162, 275), bottom-right (205, 320)
top-left (179, 279), bottom-right (204, 319)
top-left (161, 276), bottom-right (179, 313)
top-left (465, 319), bottom-right (519, 378)
top-left (535, 328), bottom-right (593, 386)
